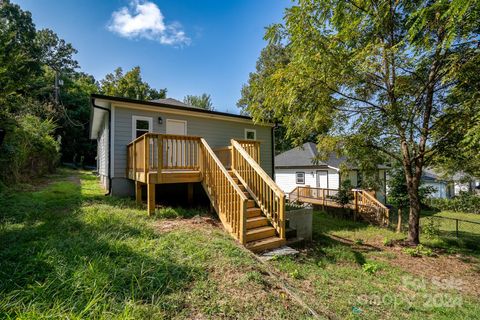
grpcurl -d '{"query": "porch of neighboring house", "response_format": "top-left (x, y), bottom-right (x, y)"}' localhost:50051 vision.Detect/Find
top-left (126, 133), bottom-right (286, 252)
top-left (289, 186), bottom-right (390, 226)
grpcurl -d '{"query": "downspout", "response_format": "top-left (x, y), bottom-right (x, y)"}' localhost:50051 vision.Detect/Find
top-left (91, 98), bottom-right (112, 196)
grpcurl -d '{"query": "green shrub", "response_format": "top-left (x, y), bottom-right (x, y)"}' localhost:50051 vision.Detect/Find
top-left (0, 115), bottom-right (60, 184)
top-left (362, 262), bottom-right (380, 274)
top-left (403, 244), bottom-right (434, 257)
top-left (422, 218), bottom-right (440, 239)
top-left (383, 238), bottom-right (394, 247)
top-left (425, 192), bottom-right (480, 214)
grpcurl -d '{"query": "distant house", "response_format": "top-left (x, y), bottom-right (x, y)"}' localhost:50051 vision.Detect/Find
top-left (422, 169), bottom-right (480, 199)
top-left (274, 142), bottom-right (388, 203)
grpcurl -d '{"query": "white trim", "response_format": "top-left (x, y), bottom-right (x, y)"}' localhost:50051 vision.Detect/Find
top-left (108, 102), bottom-right (274, 127)
top-left (110, 106), bottom-right (115, 177)
top-left (166, 119), bottom-right (188, 135)
top-left (132, 115), bottom-right (153, 140)
top-left (244, 128), bottom-right (256, 140)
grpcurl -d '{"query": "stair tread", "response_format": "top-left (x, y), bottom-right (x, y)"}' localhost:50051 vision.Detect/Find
top-left (246, 225), bottom-right (275, 235)
top-left (246, 236), bottom-right (285, 249)
top-left (247, 216), bottom-right (268, 222)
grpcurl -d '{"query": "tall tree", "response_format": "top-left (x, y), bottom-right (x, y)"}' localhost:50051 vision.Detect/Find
top-left (100, 66), bottom-right (166, 100)
top-left (183, 93), bottom-right (214, 110)
top-left (241, 0), bottom-right (479, 244)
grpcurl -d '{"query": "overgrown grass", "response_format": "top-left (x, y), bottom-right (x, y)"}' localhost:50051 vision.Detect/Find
top-left (268, 211), bottom-right (480, 319)
top-left (0, 169), bottom-right (308, 319)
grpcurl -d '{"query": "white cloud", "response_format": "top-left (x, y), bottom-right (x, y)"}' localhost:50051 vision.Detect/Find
top-left (108, 0), bottom-right (190, 46)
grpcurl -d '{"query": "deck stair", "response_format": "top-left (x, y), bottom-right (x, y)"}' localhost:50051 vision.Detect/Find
top-left (127, 133), bottom-right (286, 252)
top-left (228, 170), bottom-right (285, 252)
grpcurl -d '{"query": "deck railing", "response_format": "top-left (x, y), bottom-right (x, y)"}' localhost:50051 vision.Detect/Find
top-left (354, 189), bottom-right (390, 226)
top-left (289, 186), bottom-right (389, 226)
top-left (289, 186), bottom-right (340, 207)
top-left (235, 139), bottom-right (260, 163)
top-left (231, 139), bottom-right (285, 239)
top-left (213, 146), bottom-right (232, 169)
top-left (127, 133), bottom-right (201, 179)
top-left (200, 139), bottom-right (249, 244)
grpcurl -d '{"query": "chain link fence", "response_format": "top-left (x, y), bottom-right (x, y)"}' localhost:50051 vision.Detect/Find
top-left (420, 215), bottom-right (480, 250)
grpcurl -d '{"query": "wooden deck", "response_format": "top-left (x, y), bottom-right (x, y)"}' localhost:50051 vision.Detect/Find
top-left (290, 186), bottom-right (390, 226)
top-left (126, 133), bottom-right (286, 252)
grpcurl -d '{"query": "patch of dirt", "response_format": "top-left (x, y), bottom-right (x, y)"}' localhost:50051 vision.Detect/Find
top-left (153, 215), bottom-right (220, 233)
top-left (361, 238), bottom-right (480, 298)
top-left (381, 246), bottom-right (480, 297)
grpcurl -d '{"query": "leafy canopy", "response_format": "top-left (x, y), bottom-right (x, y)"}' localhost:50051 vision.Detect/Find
top-left (183, 93), bottom-right (214, 110)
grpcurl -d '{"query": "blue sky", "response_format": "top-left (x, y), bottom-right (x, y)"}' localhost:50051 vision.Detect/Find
top-left (13, 0), bottom-right (290, 113)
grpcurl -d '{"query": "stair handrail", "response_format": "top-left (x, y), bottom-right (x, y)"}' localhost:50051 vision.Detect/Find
top-left (199, 138), bottom-right (249, 244)
top-left (354, 189), bottom-right (389, 226)
top-left (230, 139), bottom-right (286, 239)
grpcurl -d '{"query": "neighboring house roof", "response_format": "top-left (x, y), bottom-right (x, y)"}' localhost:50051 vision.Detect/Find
top-left (275, 142), bottom-right (388, 170)
top-left (150, 98), bottom-right (190, 108)
top-left (422, 168), bottom-right (445, 182)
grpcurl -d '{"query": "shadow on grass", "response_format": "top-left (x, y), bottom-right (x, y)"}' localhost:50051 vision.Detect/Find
top-left (0, 170), bottom-right (201, 317)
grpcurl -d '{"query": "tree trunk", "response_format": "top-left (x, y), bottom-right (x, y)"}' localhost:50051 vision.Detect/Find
top-left (396, 208), bottom-right (402, 233)
top-left (407, 190), bottom-right (421, 245)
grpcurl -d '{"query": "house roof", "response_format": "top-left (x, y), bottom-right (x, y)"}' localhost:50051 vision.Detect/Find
top-left (91, 93), bottom-right (255, 121)
top-left (275, 142), bottom-right (348, 169)
top-left (150, 98), bottom-right (190, 108)
top-left (275, 142), bottom-right (389, 170)
top-left (89, 94), bottom-right (273, 139)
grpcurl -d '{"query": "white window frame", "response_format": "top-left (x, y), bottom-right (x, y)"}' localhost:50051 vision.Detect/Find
top-left (296, 172), bottom-right (305, 185)
top-left (244, 128), bottom-right (256, 140)
top-left (132, 116), bottom-right (153, 140)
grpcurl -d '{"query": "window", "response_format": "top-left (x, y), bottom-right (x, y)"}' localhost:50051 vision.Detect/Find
top-left (245, 129), bottom-right (256, 140)
top-left (132, 116), bottom-right (152, 139)
top-left (296, 172), bottom-right (305, 184)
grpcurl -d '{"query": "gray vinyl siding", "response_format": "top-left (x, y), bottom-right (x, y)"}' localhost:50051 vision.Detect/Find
top-left (112, 104), bottom-right (273, 179)
top-left (97, 113), bottom-right (109, 181)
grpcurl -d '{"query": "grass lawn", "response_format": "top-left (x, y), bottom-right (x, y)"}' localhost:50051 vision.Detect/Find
top-left (2, 169), bottom-right (479, 319)
top-left (0, 169), bottom-right (309, 319)
top-left (268, 211), bottom-right (480, 319)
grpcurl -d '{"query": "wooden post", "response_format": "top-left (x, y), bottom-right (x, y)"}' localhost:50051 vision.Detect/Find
top-left (187, 183), bottom-right (194, 205)
top-left (144, 135), bottom-right (149, 181)
top-left (354, 191), bottom-right (358, 219)
top-left (239, 199), bottom-right (247, 244)
top-left (132, 142), bottom-right (136, 179)
top-left (279, 194), bottom-right (286, 239)
top-left (147, 183), bottom-right (155, 216)
top-left (135, 181), bottom-right (142, 205)
top-left (158, 136), bottom-right (163, 183)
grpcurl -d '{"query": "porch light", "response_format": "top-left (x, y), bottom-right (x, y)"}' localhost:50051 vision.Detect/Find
top-left (158, 117), bottom-right (163, 125)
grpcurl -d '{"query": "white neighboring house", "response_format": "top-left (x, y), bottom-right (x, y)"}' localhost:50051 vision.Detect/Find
top-left (274, 142), bottom-right (388, 204)
top-left (421, 169), bottom-right (453, 199)
top-left (422, 169), bottom-right (480, 199)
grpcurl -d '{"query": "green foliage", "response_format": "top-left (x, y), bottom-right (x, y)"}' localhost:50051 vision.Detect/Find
top-left (0, 114), bottom-right (60, 183)
top-left (330, 179), bottom-right (353, 207)
top-left (354, 239), bottom-right (364, 245)
top-left (422, 218), bottom-right (440, 239)
top-left (425, 193), bottom-right (480, 214)
top-left (241, 0), bottom-right (480, 244)
top-left (403, 244), bottom-right (434, 257)
top-left (183, 93), bottom-right (214, 110)
top-left (362, 262), bottom-right (380, 274)
top-left (99, 66), bottom-right (166, 100)
top-left (382, 238), bottom-right (394, 247)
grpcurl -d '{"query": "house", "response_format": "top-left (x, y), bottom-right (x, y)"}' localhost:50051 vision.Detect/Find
top-left (421, 169), bottom-right (479, 199)
top-left (274, 142), bottom-right (388, 203)
top-left (421, 169), bottom-right (454, 199)
top-left (89, 93), bottom-right (285, 252)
